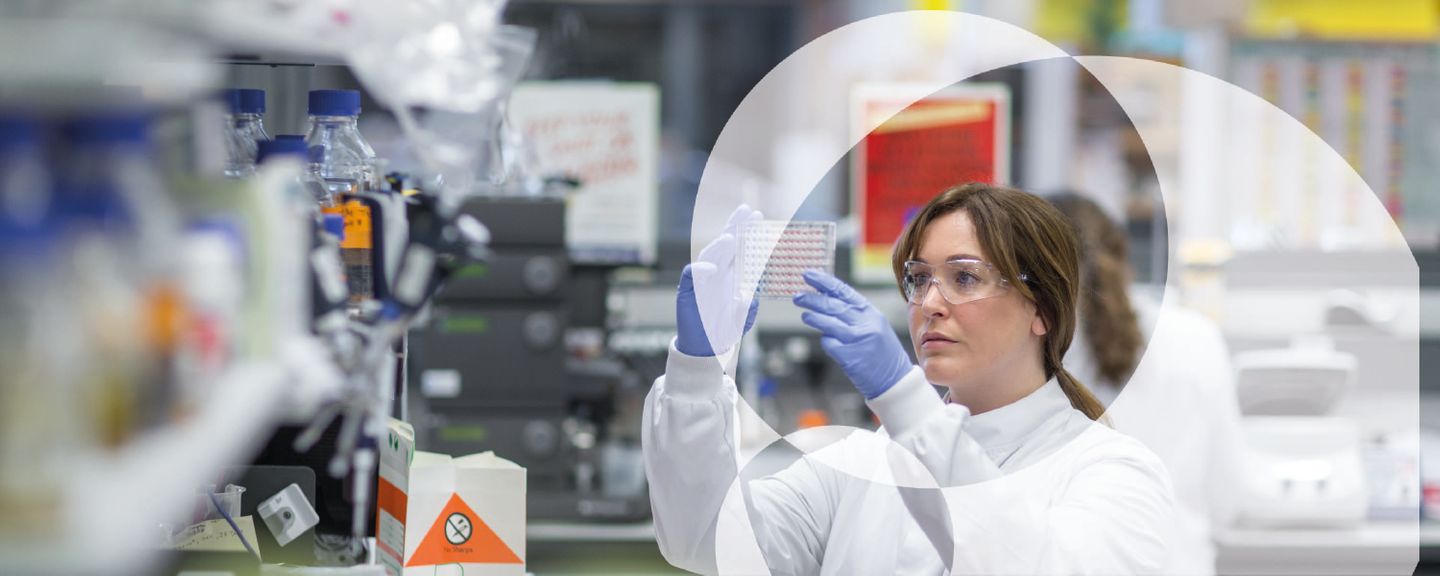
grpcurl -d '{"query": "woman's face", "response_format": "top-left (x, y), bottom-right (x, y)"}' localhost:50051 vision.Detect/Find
top-left (906, 210), bottom-right (1048, 410)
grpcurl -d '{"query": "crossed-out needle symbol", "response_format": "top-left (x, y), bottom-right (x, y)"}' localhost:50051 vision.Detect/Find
top-left (445, 512), bottom-right (472, 545)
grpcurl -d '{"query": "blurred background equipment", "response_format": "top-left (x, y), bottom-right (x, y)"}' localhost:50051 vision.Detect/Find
top-left (407, 196), bottom-right (647, 521)
top-left (1234, 342), bottom-right (1368, 528)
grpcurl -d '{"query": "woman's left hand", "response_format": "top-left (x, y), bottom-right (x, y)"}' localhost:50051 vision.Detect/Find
top-left (793, 270), bottom-right (914, 400)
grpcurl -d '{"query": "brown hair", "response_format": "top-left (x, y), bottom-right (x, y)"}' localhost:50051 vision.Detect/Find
top-left (891, 182), bottom-right (1107, 421)
top-left (1049, 193), bottom-right (1142, 389)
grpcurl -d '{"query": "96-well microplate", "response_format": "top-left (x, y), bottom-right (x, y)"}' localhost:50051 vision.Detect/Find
top-left (737, 220), bottom-right (836, 299)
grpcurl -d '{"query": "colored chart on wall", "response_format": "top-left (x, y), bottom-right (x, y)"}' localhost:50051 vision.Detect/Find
top-left (850, 83), bottom-right (1010, 283)
top-left (1228, 40), bottom-right (1438, 249)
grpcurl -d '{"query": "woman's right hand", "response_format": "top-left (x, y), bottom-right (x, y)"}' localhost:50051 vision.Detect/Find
top-left (794, 270), bottom-right (914, 399)
top-left (675, 205), bottom-right (761, 357)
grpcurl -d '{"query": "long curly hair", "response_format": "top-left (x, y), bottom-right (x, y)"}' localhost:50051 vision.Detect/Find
top-left (1048, 193), bottom-right (1142, 389)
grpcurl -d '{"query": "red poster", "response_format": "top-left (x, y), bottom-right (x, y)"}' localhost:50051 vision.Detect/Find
top-left (851, 85), bottom-right (1009, 283)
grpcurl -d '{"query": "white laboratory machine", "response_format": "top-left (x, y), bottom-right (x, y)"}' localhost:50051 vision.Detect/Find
top-left (1234, 342), bottom-right (1368, 528)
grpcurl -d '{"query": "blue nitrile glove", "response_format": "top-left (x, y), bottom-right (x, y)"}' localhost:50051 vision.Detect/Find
top-left (793, 270), bottom-right (914, 399)
top-left (675, 205), bottom-right (762, 357)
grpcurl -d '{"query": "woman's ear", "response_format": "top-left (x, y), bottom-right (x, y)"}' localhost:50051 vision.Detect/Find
top-left (1031, 313), bottom-right (1049, 337)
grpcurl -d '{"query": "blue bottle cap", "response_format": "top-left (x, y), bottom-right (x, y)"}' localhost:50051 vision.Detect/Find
top-left (380, 300), bottom-right (405, 321)
top-left (0, 115), bottom-right (40, 150)
top-left (0, 218), bottom-right (59, 261)
top-left (51, 182), bottom-right (131, 224)
top-left (256, 138), bottom-right (309, 164)
top-left (62, 114), bottom-right (150, 146)
top-left (308, 89), bottom-right (361, 117)
top-left (275, 134), bottom-right (306, 141)
top-left (237, 89), bottom-right (266, 114)
top-left (759, 378), bottom-right (778, 398)
top-left (219, 89), bottom-right (241, 113)
top-left (322, 213), bottom-right (346, 241)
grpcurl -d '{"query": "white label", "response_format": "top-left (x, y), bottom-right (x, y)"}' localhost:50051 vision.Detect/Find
top-left (397, 245), bottom-right (436, 305)
top-left (258, 483), bottom-right (319, 547)
top-left (171, 516), bottom-right (258, 553)
top-left (421, 369), bottom-right (462, 398)
top-left (378, 510), bottom-right (406, 576)
top-left (311, 248), bottom-right (348, 302)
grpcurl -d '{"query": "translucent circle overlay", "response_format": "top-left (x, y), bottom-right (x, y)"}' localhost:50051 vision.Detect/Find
top-left (681, 10), bottom-right (1419, 575)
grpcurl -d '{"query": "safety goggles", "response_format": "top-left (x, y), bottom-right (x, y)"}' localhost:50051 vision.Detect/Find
top-left (901, 259), bottom-right (1027, 306)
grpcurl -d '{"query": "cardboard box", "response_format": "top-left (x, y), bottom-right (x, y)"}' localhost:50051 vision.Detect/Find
top-left (376, 419), bottom-right (415, 576)
top-left (402, 451), bottom-right (526, 576)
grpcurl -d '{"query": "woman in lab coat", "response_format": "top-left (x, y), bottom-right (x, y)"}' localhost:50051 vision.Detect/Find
top-left (1053, 193), bottom-right (1245, 576)
top-left (644, 182), bottom-right (1175, 575)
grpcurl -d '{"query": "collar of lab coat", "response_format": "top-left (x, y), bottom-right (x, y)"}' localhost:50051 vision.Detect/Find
top-left (947, 378), bottom-right (1068, 452)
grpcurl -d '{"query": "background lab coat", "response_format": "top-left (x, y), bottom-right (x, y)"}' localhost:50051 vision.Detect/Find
top-left (1066, 293), bottom-right (1245, 576)
top-left (644, 341), bottom-right (1177, 575)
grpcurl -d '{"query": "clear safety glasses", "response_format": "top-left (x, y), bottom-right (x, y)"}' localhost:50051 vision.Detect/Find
top-left (901, 259), bottom-right (1027, 306)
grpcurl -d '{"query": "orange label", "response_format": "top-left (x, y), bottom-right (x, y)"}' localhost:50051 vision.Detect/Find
top-left (797, 409), bottom-right (830, 429)
top-left (406, 493), bottom-right (521, 567)
top-left (144, 283), bottom-right (187, 348)
top-left (338, 199), bottom-right (372, 250)
top-left (376, 476), bottom-right (407, 526)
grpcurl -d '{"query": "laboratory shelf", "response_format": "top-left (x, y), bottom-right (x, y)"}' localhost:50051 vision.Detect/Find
top-left (1425, 522), bottom-right (1440, 547)
top-left (1, 361), bottom-right (293, 575)
top-left (220, 53), bottom-right (347, 67)
top-left (1219, 522), bottom-right (1420, 548)
top-left (1216, 522), bottom-right (1422, 575)
top-left (529, 521), bottom-right (657, 543)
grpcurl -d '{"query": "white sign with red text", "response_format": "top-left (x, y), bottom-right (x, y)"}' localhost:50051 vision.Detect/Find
top-left (510, 82), bottom-right (659, 264)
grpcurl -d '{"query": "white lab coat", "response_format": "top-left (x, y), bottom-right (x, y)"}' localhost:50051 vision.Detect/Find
top-left (1066, 293), bottom-right (1245, 576)
top-left (645, 341), bottom-right (1176, 575)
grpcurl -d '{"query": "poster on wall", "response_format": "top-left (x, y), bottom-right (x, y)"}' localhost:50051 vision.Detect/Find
top-left (508, 82), bottom-right (659, 264)
top-left (850, 83), bottom-right (1011, 284)
top-left (1228, 41), bottom-right (1429, 249)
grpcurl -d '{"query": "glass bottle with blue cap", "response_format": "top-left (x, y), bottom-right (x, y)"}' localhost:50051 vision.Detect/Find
top-left (304, 89), bottom-right (376, 197)
top-left (305, 89), bottom-right (378, 303)
top-left (222, 89), bottom-right (270, 178)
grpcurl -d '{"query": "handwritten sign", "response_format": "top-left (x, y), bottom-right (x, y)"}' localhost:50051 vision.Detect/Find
top-left (510, 82), bottom-right (659, 264)
top-left (850, 83), bottom-right (1010, 283)
top-left (171, 516), bottom-right (259, 553)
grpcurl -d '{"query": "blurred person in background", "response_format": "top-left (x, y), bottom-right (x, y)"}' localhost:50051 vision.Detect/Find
top-left (1052, 192), bottom-right (1246, 576)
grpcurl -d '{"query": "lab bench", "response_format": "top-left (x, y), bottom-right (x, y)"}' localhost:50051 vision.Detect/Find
top-left (1217, 521), bottom-right (1431, 575)
top-left (527, 522), bottom-right (681, 575)
top-left (524, 520), bottom-right (1440, 575)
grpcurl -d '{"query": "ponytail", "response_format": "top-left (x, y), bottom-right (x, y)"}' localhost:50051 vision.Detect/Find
top-left (1050, 356), bottom-right (1109, 424)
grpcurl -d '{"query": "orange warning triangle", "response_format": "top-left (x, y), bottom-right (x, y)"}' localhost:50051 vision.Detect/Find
top-left (406, 493), bottom-right (521, 567)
